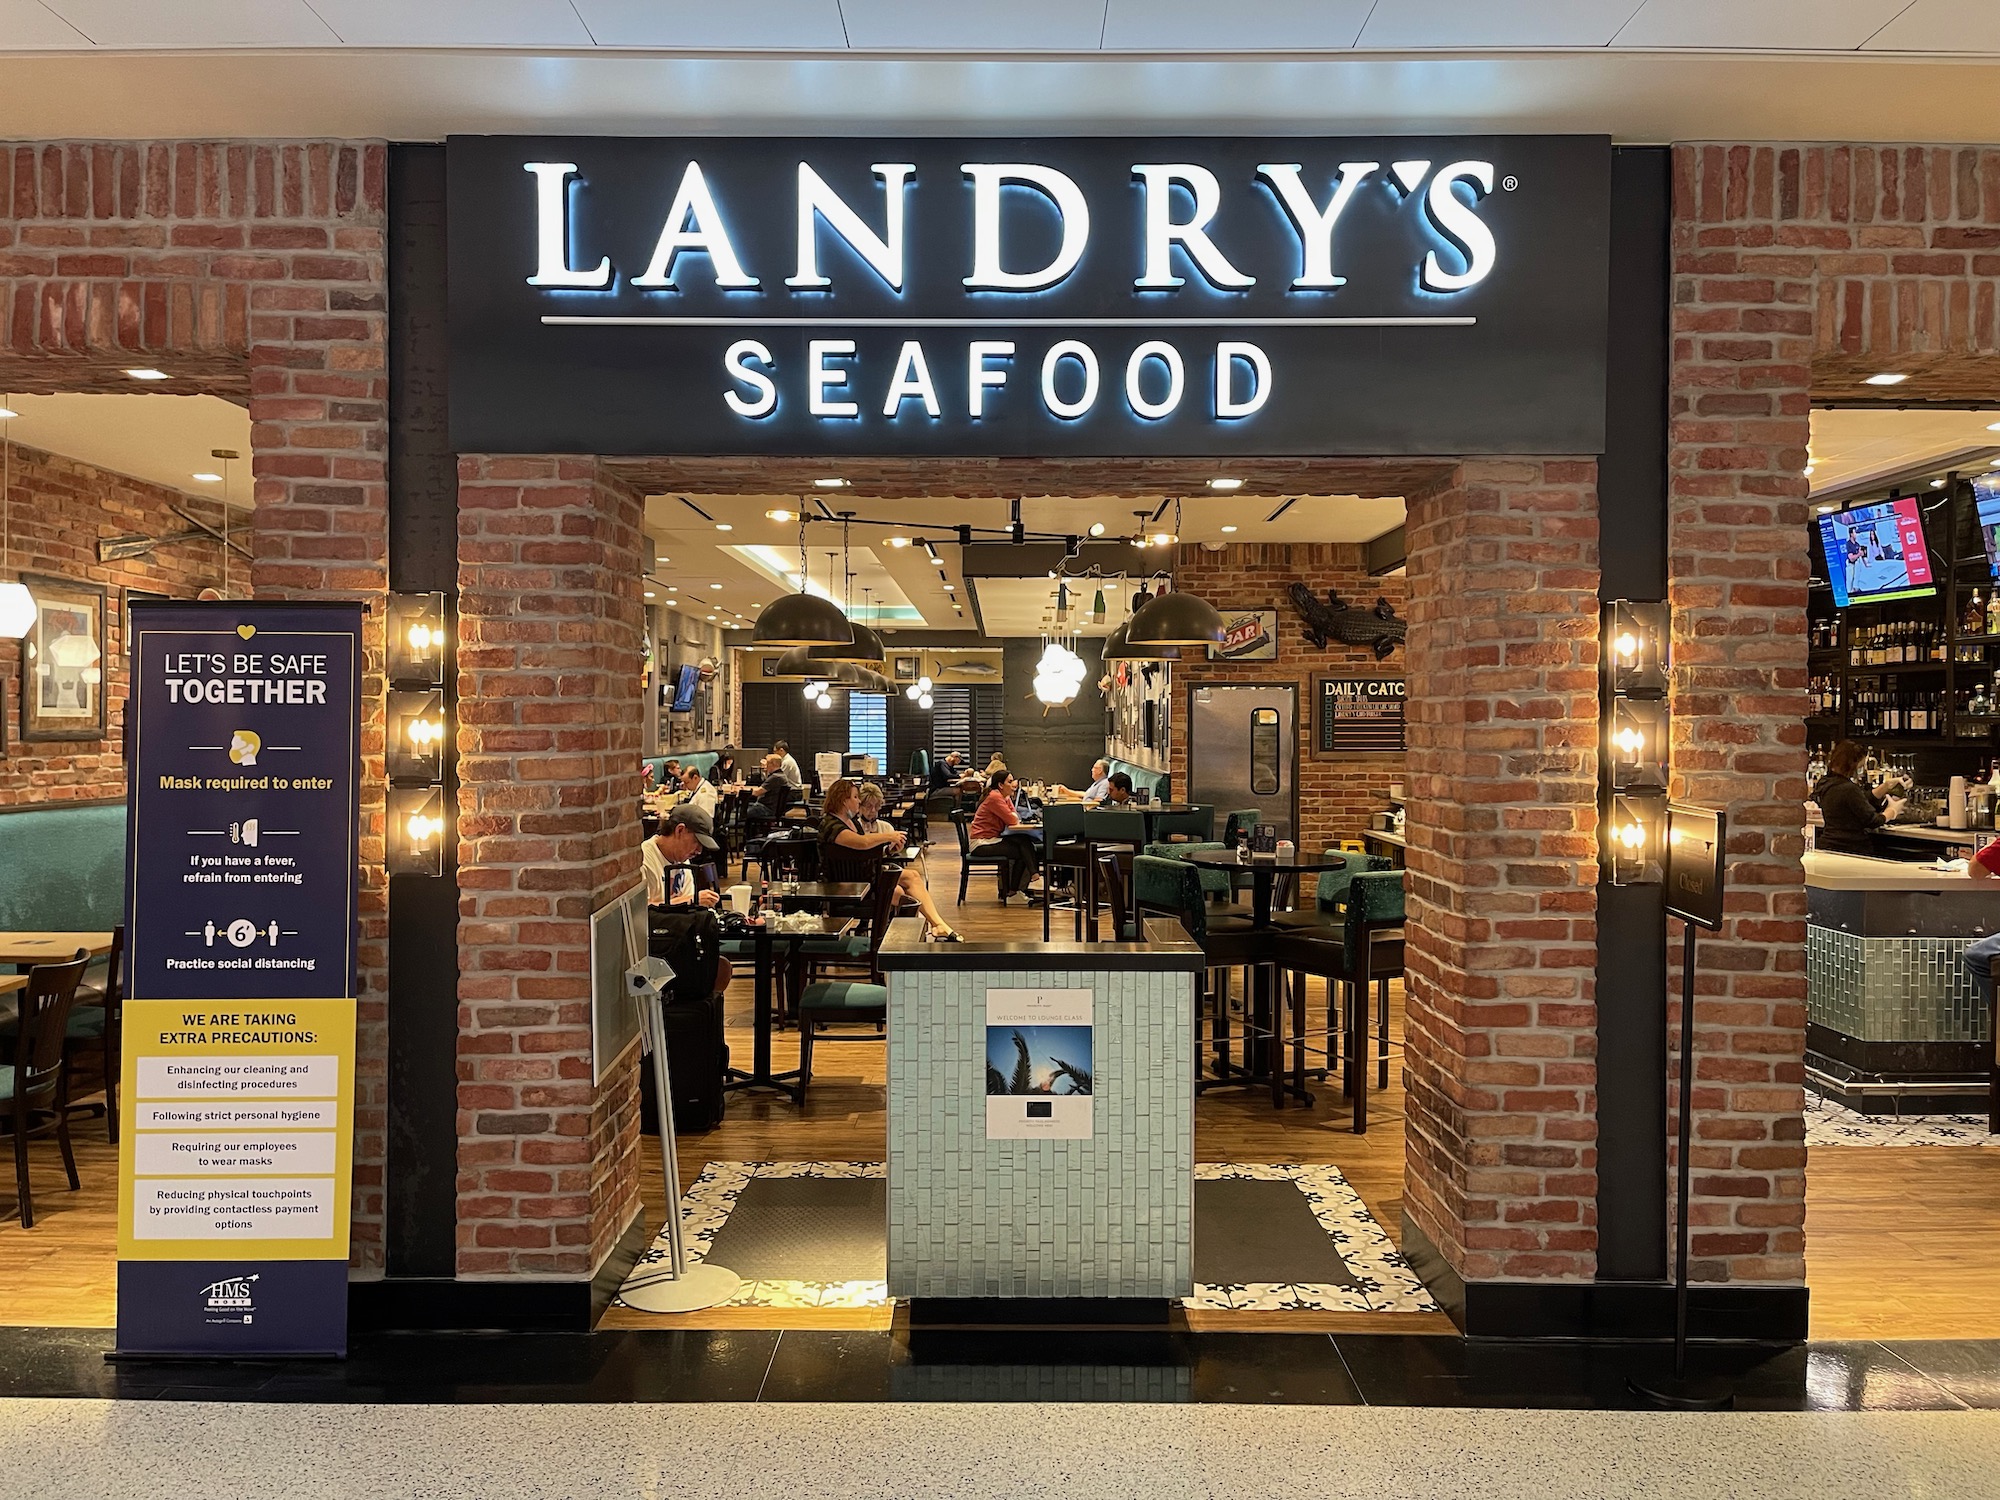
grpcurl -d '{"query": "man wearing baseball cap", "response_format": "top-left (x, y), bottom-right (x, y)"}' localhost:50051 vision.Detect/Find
top-left (643, 803), bottom-right (721, 908)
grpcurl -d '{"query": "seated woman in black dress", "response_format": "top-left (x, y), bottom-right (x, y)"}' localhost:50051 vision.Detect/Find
top-left (820, 777), bottom-right (957, 941)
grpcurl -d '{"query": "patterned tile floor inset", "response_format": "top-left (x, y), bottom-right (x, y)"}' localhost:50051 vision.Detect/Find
top-left (1806, 1090), bottom-right (2000, 1148)
top-left (615, 1160), bottom-right (1440, 1316)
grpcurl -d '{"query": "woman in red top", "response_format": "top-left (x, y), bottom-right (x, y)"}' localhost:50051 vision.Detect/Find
top-left (969, 770), bottom-right (1039, 900)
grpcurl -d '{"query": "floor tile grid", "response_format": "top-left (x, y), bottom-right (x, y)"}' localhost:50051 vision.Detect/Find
top-left (1805, 1092), bottom-right (2000, 1148)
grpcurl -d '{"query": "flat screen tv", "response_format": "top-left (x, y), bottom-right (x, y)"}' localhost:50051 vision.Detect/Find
top-left (1976, 476), bottom-right (2000, 580)
top-left (1818, 495), bottom-right (1935, 607)
top-left (670, 663), bottom-right (700, 713)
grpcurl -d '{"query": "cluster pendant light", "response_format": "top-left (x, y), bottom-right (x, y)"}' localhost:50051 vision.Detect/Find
top-left (0, 397), bottom-right (33, 639)
top-left (750, 510), bottom-right (855, 648)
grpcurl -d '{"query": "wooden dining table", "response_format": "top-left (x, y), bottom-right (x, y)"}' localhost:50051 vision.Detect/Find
top-left (0, 931), bottom-right (115, 967)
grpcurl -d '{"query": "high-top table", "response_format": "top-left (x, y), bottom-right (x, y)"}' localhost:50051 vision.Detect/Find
top-left (0, 931), bottom-right (116, 967)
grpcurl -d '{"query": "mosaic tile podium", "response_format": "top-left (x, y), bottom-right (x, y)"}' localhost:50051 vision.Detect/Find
top-left (879, 921), bottom-right (1202, 1301)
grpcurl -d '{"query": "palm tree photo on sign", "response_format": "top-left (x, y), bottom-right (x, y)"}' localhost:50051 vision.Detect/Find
top-left (984, 1026), bottom-right (1092, 1096)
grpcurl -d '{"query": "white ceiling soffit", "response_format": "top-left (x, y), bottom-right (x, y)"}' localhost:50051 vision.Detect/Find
top-left (0, 392), bottom-right (255, 507)
top-left (1807, 407), bottom-right (2000, 498)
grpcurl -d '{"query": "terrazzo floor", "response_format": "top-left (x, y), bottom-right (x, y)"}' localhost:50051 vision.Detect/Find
top-left (2, 1397), bottom-right (1995, 1498)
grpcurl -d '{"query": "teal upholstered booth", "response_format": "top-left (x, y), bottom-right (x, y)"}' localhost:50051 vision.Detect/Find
top-left (643, 750), bottom-right (722, 787)
top-left (1104, 758), bottom-right (1169, 802)
top-left (0, 800), bottom-right (126, 932)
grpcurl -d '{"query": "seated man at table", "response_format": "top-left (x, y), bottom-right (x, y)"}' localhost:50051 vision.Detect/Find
top-left (929, 750), bottom-right (965, 792)
top-left (1100, 771), bottom-right (1135, 806)
top-left (679, 763), bottom-right (719, 820)
top-left (1049, 759), bottom-right (1112, 804)
top-left (746, 757), bottom-right (796, 830)
top-left (643, 804), bottom-right (731, 985)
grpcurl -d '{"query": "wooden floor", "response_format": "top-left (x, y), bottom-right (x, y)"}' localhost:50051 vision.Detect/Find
top-left (5, 843), bottom-right (1999, 1340)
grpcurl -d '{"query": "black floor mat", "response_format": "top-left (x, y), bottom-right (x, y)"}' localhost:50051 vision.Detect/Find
top-left (1191, 1178), bottom-right (1358, 1287)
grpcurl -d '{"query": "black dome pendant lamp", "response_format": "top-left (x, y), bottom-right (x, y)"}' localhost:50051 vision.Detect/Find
top-left (750, 512), bottom-right (854, 648)
top-left (1124, 499), bottom-right (1224, 649)
top-left (802, 529), bottom-right (887, 665)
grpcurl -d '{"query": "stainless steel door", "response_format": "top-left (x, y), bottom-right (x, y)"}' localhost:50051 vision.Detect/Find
top-left (1186, 683), bottom-right (1298, 842)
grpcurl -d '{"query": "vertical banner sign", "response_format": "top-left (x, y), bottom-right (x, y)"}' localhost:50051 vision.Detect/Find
top-left (117, 601), bottom-right (362, 1357)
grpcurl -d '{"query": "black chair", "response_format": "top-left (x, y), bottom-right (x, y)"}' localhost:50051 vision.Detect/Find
top-left (1275, 869), bottom-right (1405, 1132)
top-left (0, 926), bottom-right (124, 1143)
top-left (796, 864), bottom-right (905, 1101)
top-left (1095, 851), bottom-right (1138, 941)
top-left (2, 950), bottom-right (90, 1227)
top-left (949, 810), bottom-right (1012, 905)
top-left (1039, 802), bottom-right (1093, 940)
top-left (1130, 856), bottom-right (1266, 1095)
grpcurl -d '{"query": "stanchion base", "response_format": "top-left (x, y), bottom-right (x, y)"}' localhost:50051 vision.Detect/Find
top-left (1627, 1372), bottom-right (1735, 1410)
top-left (619, 1261), bottom-right (743, 1314)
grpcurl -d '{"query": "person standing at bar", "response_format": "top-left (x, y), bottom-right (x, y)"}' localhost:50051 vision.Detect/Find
top-left (1811, 739), bottom-right (1906, 855)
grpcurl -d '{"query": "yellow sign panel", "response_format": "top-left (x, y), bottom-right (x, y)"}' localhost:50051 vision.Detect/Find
top-left (117, 997), bottom-right (356, 1263)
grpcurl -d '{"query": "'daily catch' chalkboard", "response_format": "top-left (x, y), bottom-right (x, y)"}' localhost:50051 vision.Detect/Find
top-left (1315, 675), bottom-right (1406, 756)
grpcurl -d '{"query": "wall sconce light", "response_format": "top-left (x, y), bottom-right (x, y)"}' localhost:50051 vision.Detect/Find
top-left (1609, 698), bottom-right (1669, 792)
top-left (387, 688), bottom-right (446, 784)
top-left (387, 784), bottom-right (445, 878)
top-left (1609, 794), bottom-right (1667, 886)
top-left (387, 590), bottom-right (446, 686)
top-left (1608, 599), bottom-right (1669, 699)
top-left (1604, 599), bottom-right (1670, 886)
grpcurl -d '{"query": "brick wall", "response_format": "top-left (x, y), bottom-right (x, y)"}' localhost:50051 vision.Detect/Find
top-left (1169, 542), bottom-right (1407, 852)
top-left (1401, 460), bottom-right (1600, 1284)
top-left (0, 139), bottom-right (391, 1268)
top-left (0, 439), bottom-right (230, 805)
top-left (455, 456), bottom-right (646, 1280)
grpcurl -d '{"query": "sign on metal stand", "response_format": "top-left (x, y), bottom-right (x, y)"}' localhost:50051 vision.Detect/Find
top-left (115, 600), bottom-right (361, 1358)
top-left (1631, 803), bottom-right (1731, 1409)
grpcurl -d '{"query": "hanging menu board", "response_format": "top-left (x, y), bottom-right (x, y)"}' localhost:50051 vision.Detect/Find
top-left (117, 600), bottom-right (361, 1358)
top-left (1315, 675), bottom-right (1407, 756)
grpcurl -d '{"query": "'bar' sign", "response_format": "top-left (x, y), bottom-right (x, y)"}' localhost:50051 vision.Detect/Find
top-left (1316, 675), bottom-right (1406, 756)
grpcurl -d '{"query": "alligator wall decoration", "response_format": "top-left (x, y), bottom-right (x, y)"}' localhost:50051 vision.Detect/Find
top-left (1287, 585), bottom-right (1407, 660)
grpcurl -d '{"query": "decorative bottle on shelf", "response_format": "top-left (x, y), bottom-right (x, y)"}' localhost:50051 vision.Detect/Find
top-left (1967, 589), bottom-right (1988, 638)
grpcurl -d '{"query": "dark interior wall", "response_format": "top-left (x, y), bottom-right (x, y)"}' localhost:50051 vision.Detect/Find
top-left (1000, 637), bottom-right (1106, 787)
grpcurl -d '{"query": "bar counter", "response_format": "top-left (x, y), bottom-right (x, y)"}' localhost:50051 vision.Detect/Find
top-left (1804, 850), bottom-right (1997, 1110)
top-left (878, 918), bottom-right (1203, 1303)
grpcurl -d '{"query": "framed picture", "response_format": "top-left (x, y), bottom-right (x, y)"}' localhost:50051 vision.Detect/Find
top-left (21, 573), bottom-right (108, 742)
top-left (123, 588), bottom-right (168, 667)
top-left (894, 654), bottom-right (920, 682)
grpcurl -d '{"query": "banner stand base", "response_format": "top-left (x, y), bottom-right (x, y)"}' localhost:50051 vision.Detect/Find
top-left (618, 1260), bottom-right (742, 1314)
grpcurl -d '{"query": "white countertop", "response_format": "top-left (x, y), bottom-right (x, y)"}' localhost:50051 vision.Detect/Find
top-left (1876, 824), bottom-right (1989, 845)
top-left (1803, 850), bottom-right (1976, 891)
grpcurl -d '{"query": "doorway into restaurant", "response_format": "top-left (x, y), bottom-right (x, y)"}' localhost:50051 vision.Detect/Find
top-left (607, 463), bottom-right (1442, 1334)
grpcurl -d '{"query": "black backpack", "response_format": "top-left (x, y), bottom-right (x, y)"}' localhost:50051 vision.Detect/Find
top-left (646, 907), bottom-right (724, 1003)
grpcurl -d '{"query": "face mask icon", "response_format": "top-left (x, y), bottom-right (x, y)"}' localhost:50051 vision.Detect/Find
top-left (229, 730), bottom-right (261, 766)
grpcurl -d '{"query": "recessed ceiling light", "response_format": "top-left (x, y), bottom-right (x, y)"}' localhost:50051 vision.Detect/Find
top-left (1802, 465), bottom-right (1815, 477)
top-left (943, 583), bottom-right (955, 591)
top-left (814, 477), bottom-right (848, 488)
top-left (1208, 477), bottom-right (1243, 490)
top-left (124, 368), bottom-right (169, 381)
top-left (1863, 372), bottom-right (1908, 386)
top-left (191, 472), bottom-right (223, 483)
top-left (1932, 478), bottom-right (1948, 488)
top-left (709, 583), bottom-right (723, 589)
top-left (1220, 525), bottom-right (1238, 533)
top-left (1816, 504), bottom-right (1834, 514)
top-left (1988, 422), bottom-right (2000, 432)
top-left (644, 590), bottom-right (656, 598)
top-left (0, 406), bottom-right (16, 420)
top-left (715, 523), bottom-right (732, 532)
top-left (1088, 522), bottom-right (1106, 537)
top-left (766, 508), bottom-right (795, 522)
top-left (707, 613), bottom-right (718, 620)
top-left (887, 536), bottom-right (911, 548)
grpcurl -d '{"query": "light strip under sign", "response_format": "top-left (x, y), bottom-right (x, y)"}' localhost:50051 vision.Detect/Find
top-left (540, 315), bottom-right (1476, 328)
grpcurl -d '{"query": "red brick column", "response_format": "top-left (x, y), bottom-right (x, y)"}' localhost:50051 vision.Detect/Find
top-left (1169, 541), bottom-right (1408, 852)
top-left (0, 139), bottom-right (391, 1269)
top-left (1401, 459), bottom-right (1601, 1284)
top-left (454, 456), bottom-right (646, 1279)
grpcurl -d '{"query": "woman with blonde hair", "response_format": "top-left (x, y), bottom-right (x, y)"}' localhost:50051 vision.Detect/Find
top-left (820, 778), bottom-right (958, 941)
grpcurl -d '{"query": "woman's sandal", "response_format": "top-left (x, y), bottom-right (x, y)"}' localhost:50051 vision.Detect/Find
top-left (926, 926), bottom-right (962, 942)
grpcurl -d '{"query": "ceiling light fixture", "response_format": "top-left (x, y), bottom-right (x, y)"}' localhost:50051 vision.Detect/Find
top-left (766, 508), bottom-right (795, 522)
top-left (750, 514), bottom-right (854, 647)
top-left (1932, 478), bottom-right (1948, 489)
top-left (814, 477), bottom-right (847, 488)
top-left (1208, 477), bottom-right (1243, 490)
top-left (709, 583), bottom-right (723, 589)
top-left (1988, 422), bottom-right (2000, 432)
top-left (1863, 372), bottom-right (1909, 386)
top-left (0, 398), bottom-right (34, 638)
top-left (1220, 525), bottom-right (1238, 534)
top-left (887, 536), bottom-right (911, 548)
top-left (644, 590), bottom-right (656, 599)
top-left (1816, 504), bottom-right (1835, 514)
top-left (1088, 522), bottom-right (1106, 537)
top-left (716, 523), bottom-right (733, 532)
top-left (124, 368), bottom-right (169, 381)
top-left (0, 406), bottom-right (16, 421)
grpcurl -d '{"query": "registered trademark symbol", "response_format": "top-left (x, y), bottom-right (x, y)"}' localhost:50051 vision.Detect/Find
top-left (1502, 175), bottom-right (1519, 191)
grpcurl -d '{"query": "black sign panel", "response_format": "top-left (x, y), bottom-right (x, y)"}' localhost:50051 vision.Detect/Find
top-left (448, 135), bottom-right (1611, 457)
top-left (124, 601), bottom-right (362, 1001)
top-left (1665, 803), bottom-right (1727, 931)
top-left (1316, 675), bottom-right (1406, 755)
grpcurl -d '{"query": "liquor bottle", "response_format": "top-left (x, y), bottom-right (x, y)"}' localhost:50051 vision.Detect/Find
top-left (1967, 589), bottom-right (1987, 637)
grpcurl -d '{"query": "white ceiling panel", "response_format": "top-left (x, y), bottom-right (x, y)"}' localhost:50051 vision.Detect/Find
top-left (304, 0), bottom-right (593, 48)
top-left (1808, 408), bottom-right (2000, 497)
top-left (1356, 0), bottom-right (1646, 49)
top-left (1, 1), bottom-right (87, 47)
top-left (1614, 0), bottom-right (1915, 52)
top-left (1101, 0), bottom-right (1373, 51)
top-left (0, 393), bottom-right (254, 506)
top-left (570, 0), bottom-right (848, 49)
top-left (837, 0), bottom-right (1110, 51)
top-left (1864, 0), bottom-right (2000, 53)
top-left (44, 0), bottom-right (334, 47)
